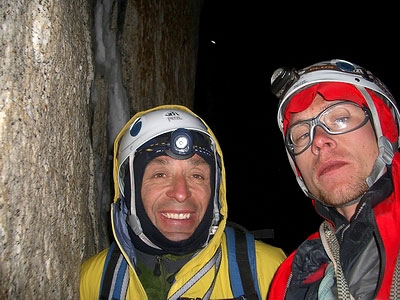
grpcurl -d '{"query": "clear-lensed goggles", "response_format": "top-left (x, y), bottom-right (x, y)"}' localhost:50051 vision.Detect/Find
top-left (286, 101), bottom-right (370, 155)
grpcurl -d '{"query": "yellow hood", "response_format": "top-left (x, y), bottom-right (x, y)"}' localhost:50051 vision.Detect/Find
top-left (111, 104), bottom-right (227, 254)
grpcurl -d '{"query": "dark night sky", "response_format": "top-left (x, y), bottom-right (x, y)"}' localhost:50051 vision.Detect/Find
top-left (194, 1), bottom-right (400, 254)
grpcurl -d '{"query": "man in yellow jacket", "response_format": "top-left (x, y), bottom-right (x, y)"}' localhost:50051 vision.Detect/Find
top-left (80, 105), bottom-right (286, 299)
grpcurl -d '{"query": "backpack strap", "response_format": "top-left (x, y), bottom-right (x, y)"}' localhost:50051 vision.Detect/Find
top-left (225, 226), bottom-right (260, 300)
top-left (100, 228), bottom-right (262, 300)
top-left (99, 241), bottom-right (129, 300)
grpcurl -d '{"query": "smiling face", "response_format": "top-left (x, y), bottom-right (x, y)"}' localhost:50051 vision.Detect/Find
top-left (140, 154), bottom-right (211, 242)
top-left (291, 94), bottom-right (379, 210)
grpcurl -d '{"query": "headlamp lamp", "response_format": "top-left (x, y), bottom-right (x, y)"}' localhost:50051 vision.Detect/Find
top-left (270, 67), bottom-right (299, 99)
top-left (166, 128), bottom-right (195, 159)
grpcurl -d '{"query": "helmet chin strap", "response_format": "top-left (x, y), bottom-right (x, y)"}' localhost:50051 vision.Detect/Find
top-left (366, 136), bottom-right (394, 187)
top-left (127, 214), bottom-right (163, 250)
top-left (127, 154), bottom-right (163, 250)
top-left (354, 86), bottom-right (396, 187)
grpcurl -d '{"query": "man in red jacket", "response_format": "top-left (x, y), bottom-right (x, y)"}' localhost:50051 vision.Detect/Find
top-left (268, 59), bottom-right (400, 299)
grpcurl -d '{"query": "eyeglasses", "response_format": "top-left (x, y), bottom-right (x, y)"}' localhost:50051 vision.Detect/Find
top-left (286, 101), bottom-right (370, 155)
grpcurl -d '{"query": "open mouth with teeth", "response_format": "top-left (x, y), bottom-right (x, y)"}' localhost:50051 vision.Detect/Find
top-left (162, 212), bottom-right (191, 220)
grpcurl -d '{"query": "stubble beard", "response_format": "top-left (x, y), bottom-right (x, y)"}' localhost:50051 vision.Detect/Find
top-left (317, 175), bottom-right (369, 208)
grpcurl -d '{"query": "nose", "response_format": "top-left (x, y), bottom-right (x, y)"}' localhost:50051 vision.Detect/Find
top-left (310, 126), bottom-right (337, 155)
top-left (166, 173), bottom-right (191, 202)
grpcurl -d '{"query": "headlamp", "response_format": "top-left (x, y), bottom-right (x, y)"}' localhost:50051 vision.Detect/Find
top-left (166, 128), bottom-right (194, 159)
top-left (270, 67), bottom-right (299, 99)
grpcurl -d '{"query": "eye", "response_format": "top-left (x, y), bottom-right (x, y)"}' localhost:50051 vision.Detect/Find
top-left (334, 116), bottom-right (350, 127)
top-left (324, 108), bottom-right (352, 130)
top-left (291, 124), bottom-right (310, 146)
top-left (192, 173), bottom-right (205, 180)
top-left (153, 172), bottom-right (166, 178)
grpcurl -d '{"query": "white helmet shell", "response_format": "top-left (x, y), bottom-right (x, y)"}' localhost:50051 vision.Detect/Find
top-left (117, 108), bottom-right (213, 196)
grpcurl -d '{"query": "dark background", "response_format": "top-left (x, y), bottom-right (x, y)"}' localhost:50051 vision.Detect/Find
top-left (194, 1), bottom-right (400, 254)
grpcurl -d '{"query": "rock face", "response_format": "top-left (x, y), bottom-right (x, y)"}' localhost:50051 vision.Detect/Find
top-left (0, 0), bottom-right (202, 298)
